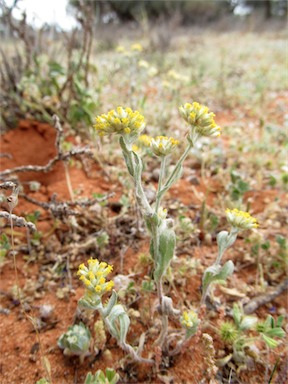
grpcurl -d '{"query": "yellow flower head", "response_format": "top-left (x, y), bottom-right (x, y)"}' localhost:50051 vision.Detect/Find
top-left (132, 144), bottom-right (140, 153)
top-left (150, 136), bottom-right (179, 157)
top-left (131, 43), bottom-right (143, 52)
top-left (137, 134), bottom-right (152, 148)
top-left (167, 70), bottom-right (188, 82)
top-left (138, 60), bottom-right (149, 68)
top-left (77, 258), bottom-right (114, 296)
top-left (180, 310), bottom-right (199, 330)
top-left (157, 207), bottom-right (167, 220)
top-left (225, 208), bottom-right (259, 230)
top-left (148, 66), bottom-right (158, 77)
top-left (94, 107), bottom-right (145, 138)
top-left (179, 102), bottom-right (221, 142)
top-left (116, 45), bottom-right (126, 53)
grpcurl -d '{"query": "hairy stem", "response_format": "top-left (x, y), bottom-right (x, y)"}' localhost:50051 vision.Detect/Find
top-left (98, 302), bottom-right (153, 364)
top-left (157, 143), bottom-right (192, 202)
top-left (155, 156), bottom-right (166, 213)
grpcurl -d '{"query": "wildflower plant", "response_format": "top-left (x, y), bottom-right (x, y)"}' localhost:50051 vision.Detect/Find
top-left (57, 322), bottom-right (91, 363)
top-left (77, 102), bottom-right (263, 363)
top-left (200, 208), bottom-right (259, 306)
top-left (78, 258), bottom-right (153, 364)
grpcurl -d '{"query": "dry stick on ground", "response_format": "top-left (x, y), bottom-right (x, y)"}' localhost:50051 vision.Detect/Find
top-left (0, 182), bottom-right (36, 232)
top-left (243, 278), bottom-right (288, 314)
top-left (21, 192), bottom-right (114, 220)
top-left (0, 115), bottom-right (94, 179)
top-left (0, 211), bottom-right (36, 232)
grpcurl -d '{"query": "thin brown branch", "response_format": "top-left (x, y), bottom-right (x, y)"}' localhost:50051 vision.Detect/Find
top-left (0, 115), bottom-right (94, 178)
top-left (0, 211), bottom-right (36, 232)
top-left (20, 192), bottom-right (114, 219)
top-left (243, 278), bottom-right (288, 314)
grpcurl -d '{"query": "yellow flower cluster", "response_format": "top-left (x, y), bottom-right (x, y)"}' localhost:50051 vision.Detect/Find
top-left (150, 136), bottom-right (179, 157)
top-left (167, 69), bottom-right (188, 82)
top-left (157, 207), bottom-right (168, 219)
top-left (138, 60), bottom-right (158, 77)
top-left (137, 134), bottom-right (152, 147)
top-left (225, 208), bottom-right (259, 230)
top-left (180, 310), bottom-right (198, 330)
top-left (77, 258), bottom-right (114, 295)
top-left (94, 107), bottom-right (145, 137)
top-left (130, 43), bottom-right (143, 52)
top-left (116, 43), bottom-right (143, 55)
top-left (132, 135), bottom-right (152, 154)
top-left (179, 102), bottom-right (221, 138)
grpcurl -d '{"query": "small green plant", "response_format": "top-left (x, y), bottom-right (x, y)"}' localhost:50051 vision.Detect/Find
top-left (256, 314), bottom-right (285, 348)
top-left (201, 208), bottom-right (258, 306)
top-left (77, 258), bottom-right (152, 363)
top-left (218, 304), bottom-right (285, 369)
top-left (229, 170), bottom-right (250, 202)
top-left (275, 235), bottom-right (288, 269)
top-left (57, 322), bottom-right (91, 363)
top-left (97, 231), bottom-right (110, 249)
top-left (35, 379), bottom-right (50, 384)
top-left (84, 368), bottom-right (120, 384)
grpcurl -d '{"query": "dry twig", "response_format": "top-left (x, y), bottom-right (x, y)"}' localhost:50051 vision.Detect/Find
top-left (243, 278), bottom-right (288, 314)
top-left (0, 211), bottom-right (36, 232)
top-left (21, 192), bottom-right (114, 220)
top-left (0, 115), bottom-right (94, 179)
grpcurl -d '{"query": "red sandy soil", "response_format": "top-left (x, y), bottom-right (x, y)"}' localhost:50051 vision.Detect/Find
top-left (0, 120), bottom-right (287, 384)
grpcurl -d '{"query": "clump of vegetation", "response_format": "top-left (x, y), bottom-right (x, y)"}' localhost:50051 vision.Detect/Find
top-left (58, 322), bottom-right (92, 363)
top-left (0, 3), bottom-right (287, 382)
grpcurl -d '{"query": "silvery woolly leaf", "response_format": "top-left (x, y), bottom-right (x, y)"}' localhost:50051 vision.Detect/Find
top-left (202, 264), bottom-right (221, 290)
top-left (217, 231), bottom-right (229, 254)
top-left (202, 261), bottom-right (234, 291)
top-left (119, 312), bottom-right (130, 344)
top-left (217, 230), bottom-right (237, 256)
top-left (119, 136), bottom-right (134, 176)
top-left (154, 223), bottom-right (176, 280)
top-left (103, 290), bottom-right (117, 317)
top-left (240, 316), bottom-right (258, 331)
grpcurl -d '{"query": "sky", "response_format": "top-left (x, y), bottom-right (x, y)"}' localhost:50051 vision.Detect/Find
top-left (5, 0), bottom-right (78, 30)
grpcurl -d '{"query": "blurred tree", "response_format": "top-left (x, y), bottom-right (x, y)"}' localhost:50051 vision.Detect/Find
top-left (68, 0), bottom-right (230, 23)
top-left (232, 0), bottom-right (287, 18)
top-left (68, 0), bottom-right (287, 23)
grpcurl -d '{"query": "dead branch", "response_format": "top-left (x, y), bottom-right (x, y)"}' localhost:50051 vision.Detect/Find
top-left (20, 192), bottom-right (114, 219)
top-left (0, 211), bottom-right (36, 232)
top-left (243, 278), bottom-right (288, 314)
top-left (0, 115), bottom-right (94, 178)
top-left (0, 181), bottom-right (17, 190)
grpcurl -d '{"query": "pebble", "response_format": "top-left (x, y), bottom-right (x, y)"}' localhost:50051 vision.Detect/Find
top-left (204, 233), bottom-right (212, 245)
top-left (186, 175), bottom-right (200, 185)
top-left (39, 304), bottom-right (54, 319)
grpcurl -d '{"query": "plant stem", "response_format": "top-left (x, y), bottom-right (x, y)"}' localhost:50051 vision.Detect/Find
top-left (157, 143), bottom-right (192, 202)
top-left (64, 161), bottom-right (74, 202)
top-left (98, 303), bottom-right (154, 364)
top-left (155, 156), bottom-right (166, 213)
top-left (200, 229), bottom-right (238, 307)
